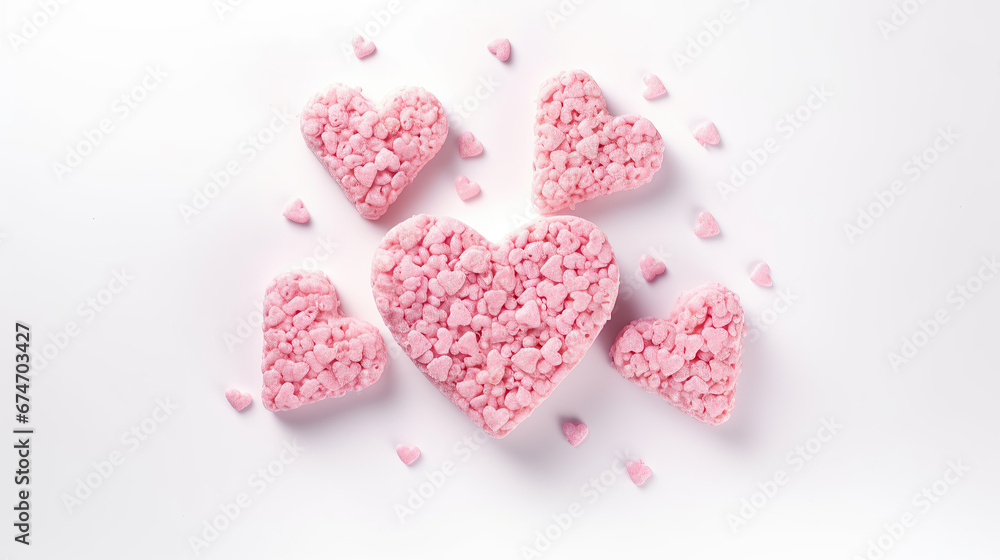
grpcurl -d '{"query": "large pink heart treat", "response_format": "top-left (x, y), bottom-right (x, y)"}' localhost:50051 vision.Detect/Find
top-left (532, 69), bottom-right (665, 214)
top-left (609, 282), bottom-right (746, 425)
top-left (371, 215), bottom-right (620, 437)
top-left (301, 84), bottom-right (448, 220)
top-left (261, 271), bottom-right (388, 411)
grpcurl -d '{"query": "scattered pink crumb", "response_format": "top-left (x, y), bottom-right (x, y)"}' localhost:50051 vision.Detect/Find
top-left (458, 131), bottom-right (484, 158)
top-left (639, 254), bottom-right (666, 282)
top-left (750, 262), bottom-right (772, 287)
top-left (562, 421), bottom-right (589, 446)
top-left (487, 38), bottom-right (511, 62)
top-left (693, 121), bottom-right (720, 147)
top-left (693, 211), bottom-right (720, 238)
top-left (626, 460), bottom-right (652, 486)
top-left (282, 198), bottom-right (310, 224)
top-left (225, 389), bottom-right (252, 412)
top-left (642, 74), bottom-right (667, 100)
top-left (396, 444), bottom-right (421, 466)
top-left (352, 35), bottom-right (375, 59)
top-left (454, 175), bottom-right (481, 201)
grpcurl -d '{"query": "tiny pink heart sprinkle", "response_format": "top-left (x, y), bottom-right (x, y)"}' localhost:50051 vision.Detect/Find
top-left (562, 421), bottom-right (589, 447)
top-left (225, 389), bottom-right (252, 412)
top-left (750, 262), bottom-right (772, 287)
top-left (352, 35), bottom-right (375, 59)
top-left (642, 74), bottom-right (667, 100)
top-left (639, 254), bottom-right (666, 282)
top-left (487, 38), bottom-right (511, 62)
top-left (454, 175), bottom-right (481, 201)
top-left (458, 131), bottom-right (484, 158)
top-left (396, 444), bottom-right (421, 466)
top-left (694, 211), bottom-right (720, 238)
top-left (354, 162), bottom-right (377, 189)
top-left (282, 198), bottom-right (310, 224)
top-left (626, 460), bottom-right (652, 486)
top-left (693, 121), bottom-right (721, 147)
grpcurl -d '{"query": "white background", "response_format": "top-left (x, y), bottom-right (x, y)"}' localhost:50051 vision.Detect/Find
top-left (2, 0), bottom-right (999, 558)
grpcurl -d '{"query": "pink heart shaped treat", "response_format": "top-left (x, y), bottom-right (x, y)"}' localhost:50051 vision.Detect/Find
top-left (300, 84), bottom-right (448, 220)
top-left (532, 70), bottom-right (665, 214)
top-left (371, 215), bottom-right (620, 438)
top-left (262, 271), bottom-right (388, 411)
top-left (610, 282), bottom-right (746, 425)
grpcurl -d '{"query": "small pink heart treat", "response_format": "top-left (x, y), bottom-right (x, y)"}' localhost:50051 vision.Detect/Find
top-left (225, 389), bottom-right (252, 411)
top-left (487, 38), bottom-right (511, 62)
top-left (610, 282), bottom-right (746, 425)
top-left (454, 175), bottom-right (481, 201)
top-left (562, 421), bottom-right (589, 446)
top-left (396, 444), bottom-right (421, 465)
top-left (626, 460), bottom-right (652, 486)
top-left (532, 70), bottom-right (665, 214)
top-left (301, 84), bottom-right (448, 220)
top-left (261, 271), bottom-right (388, 412)
top-left (352, 35), bottom-right (375, 59)
top-left (639, 254), bottom-right (666, 282)
top-left (458, 131), bottom-right (484, 158)
top-left (750, 262), bottom-right (772, 287)
top-left (693, 211), bottom-right (720, 238)
top-left (371, 215), bottom-right (620, 438)
top-left (282, 198), bottom-right (310, 224)
top-left (693, 121), bottom-right (720, 147)
top-left (642, 74), bottom-right (667, 100)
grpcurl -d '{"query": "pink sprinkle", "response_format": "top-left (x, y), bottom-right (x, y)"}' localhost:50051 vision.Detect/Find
top-left (396, 444), bottom-right (421, 466)
top-left (639, 254), bottom-right (666, 282)
top-left (454, 175), bottom-right (481, 201)
top-left (352, 35), bottom-right (375, 59)
top-left (750, 262), bottom-right (772, 287)
top-left (693, 121), bottom-right (720, 147)
top-left (693, 211), bottom-right (720, 238)
top-left (642, 74), bottom-right (667, 100)
top-left (626, 460), bottom-right (652, 486)
top-left (225, 389), bottom-right (252, 411)
top-left (532, 70), bottom-right (665, 214)
top-left (282, 198), bottom-right (310, 224)
top-left (458, 131), bottom-right (484, 158)
top-left (562, 421), bottom-right (588, 446)
top-left (487, 38), bottom-right (511, 62)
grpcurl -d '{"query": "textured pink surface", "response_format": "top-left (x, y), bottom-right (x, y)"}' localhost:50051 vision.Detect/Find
top-left (532, 70), bottom-right (665, 214)
top-left (372, 215), bottom-right (620, 438)
top-left (454, 175), bottom-right (481, 201)
top-left (694, 211), bottom-right (720, 238)
top-left (458, 131), bottom-right (484, 158)
top-left (642, 74), bottom-right (667, 100)
top-left (562, 421), bottom-right (588, 446)
top-left (261, 271), bottom-right (387, 412)
top-left (750, 262), bottom-right (772, 287)
top-left (693, 121), bottom-right (720, 147)
top-left (487, 38), bottom-right (511, 61)
top-left (282, 198), bottom-right (310, 224)
top-left (610, 282), bottom-right (746, 425)
top-left (627, 460), bottom-right (652, 486)
top-left (301, 84), bottom-right (448, 220)
top-left (225, 389), bottom-right (252, 411)
top-left (396, 444), bottom-right (421, 465)
top-left (639, 254), bottom-right (666, 282)
top-left (352, 35), bottom-right (375, 59)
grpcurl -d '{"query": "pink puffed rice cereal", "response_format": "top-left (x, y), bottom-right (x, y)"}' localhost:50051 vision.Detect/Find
top-left (693, 211), bottom-right (720, 238)
top-left (610, 282), bottom-right (746, 425)
top-left (750, 262), bottom-right (772, 287)
top-left (396, 444), bottom-right (421, 465)
top-left (562, 421), bottom-right (588, 446)
top-left (371, 215), bottom-right (620, 438)
top-left (532, 70), bottom-right (665, 214)
top-left (301, 84), bottom-right (448, 220)
top-left (639, 254), bottom-right (666, 282)
top-left (693, 121), bottom-right (720, 147)
top-left (283, 198), bottom-right (310, 224)
top-left (225, 389), bottom-right (252, 411)
top-left (261, 271), bottom-right (388, 412)
top-left (352, 35), bottom-right (375, 59)
top-left (458, 131), bottom-right (484, 158)
top-left (627, 460), bottom-right (652, 486)
top-left (454, 175), bottom-right (481, 201)
top-left (642, 74), bottom-right (667, 100)
top-left (487, 38), bottom-right (511, 62)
